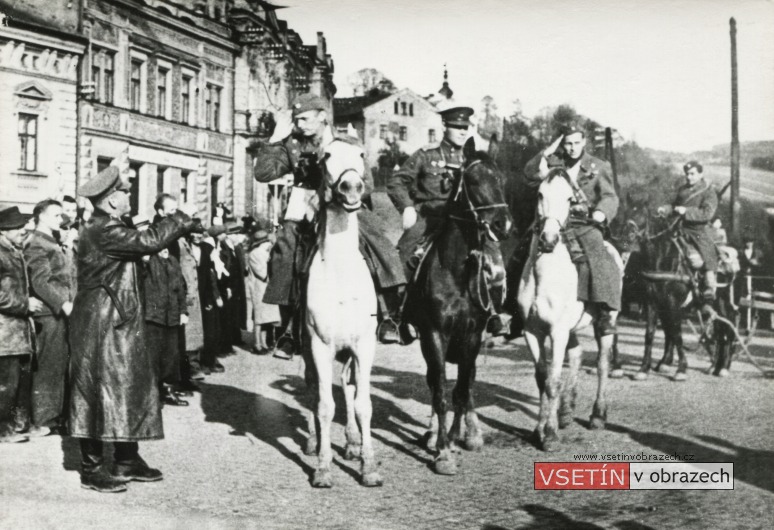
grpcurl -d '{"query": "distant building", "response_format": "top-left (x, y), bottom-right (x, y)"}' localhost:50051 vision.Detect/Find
top-left (0, 3), bottom-right (86, 211)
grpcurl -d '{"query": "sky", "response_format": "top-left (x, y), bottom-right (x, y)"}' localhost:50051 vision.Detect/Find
top-left (276, 0), bottom-right (774, 153)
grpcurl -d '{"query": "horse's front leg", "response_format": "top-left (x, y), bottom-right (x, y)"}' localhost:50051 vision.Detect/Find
top-left (353, 332), bottom-right (383, 487)
top-left (451, 333), bottom-right (484, 451)
top-left (591, 325), bottom-right (613, 430)
top-left (341, 356), bottom-right (361, 461)
top-left (524, 329), bottom-right (549, 447)
top-left (559, 333), bottom-right (582, 429)
top-left (542, 329), bottom-right (569, 451)
top-left (310, 334), bottom-right (335, 488)
top-left (635, 297), bottom-right (658, 380)
top-left (302, 331), bottom-right (319, 456)
top-left (421, 329), bottom-right (456, 475)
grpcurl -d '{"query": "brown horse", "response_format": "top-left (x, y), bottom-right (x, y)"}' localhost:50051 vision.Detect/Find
top-left (405, 138), bottom-right (512, 475)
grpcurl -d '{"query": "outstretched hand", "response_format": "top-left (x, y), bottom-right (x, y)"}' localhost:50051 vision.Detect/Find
top-left (269, 110), bottom-right (294, 143)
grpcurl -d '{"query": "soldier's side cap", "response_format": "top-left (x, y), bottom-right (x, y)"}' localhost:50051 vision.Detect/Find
top-left (0, 206), bottom-right (33, 230)
top-left (439, 106), bottom-right (474, 127)
top-left (78, 166), bottom-right (131, 199)
top-left (292, 93), bottom-right (328, 116)
top-left (683, 160), bottom-right (703, 173)
top-left (560, 122), bottom-right (586, 136)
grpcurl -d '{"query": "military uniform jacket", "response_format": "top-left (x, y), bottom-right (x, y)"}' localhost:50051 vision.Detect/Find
top-left (68, 209), bottom-right (193, 441)
top-left (24, 231), bottom-right (76, 318)
top-left (524, 150), bottom-right (619, 223)
top-left (667, 180), bottom-right (719, 270)
top-left (253, 129), bottom-right (374, 197)
top-left (387, 139), bottom-right (466, 213)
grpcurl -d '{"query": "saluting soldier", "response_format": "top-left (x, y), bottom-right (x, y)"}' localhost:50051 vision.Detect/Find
top-left (522, 124), bottom-right (621, 341)
top-left (68, 167), bottom-right (197, 493)
top-left (251, 92), bottom-right (406, 350)
top-left (658, 160), bottom-right (719, 304)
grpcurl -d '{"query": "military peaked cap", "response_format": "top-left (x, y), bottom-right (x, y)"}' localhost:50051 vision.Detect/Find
top-left (439, 106), bottom-right (474, 127)
top-left (78, 166), bottom-right (131, 200)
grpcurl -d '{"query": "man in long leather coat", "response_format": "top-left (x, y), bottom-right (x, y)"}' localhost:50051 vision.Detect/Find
top-left (251, 93), bottom-right (406, 351)
top-left (68, 167), bottom-right (196, 493)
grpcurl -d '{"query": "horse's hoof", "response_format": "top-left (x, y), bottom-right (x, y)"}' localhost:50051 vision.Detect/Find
top-left (344, 444), bottom-right (361, 461)
top-left (589, 417), bottom-right (606, 430)
top-left (609, 369), bottom-right (624, 379)
top-left (718, 368), bottom-right (729, 378)
top-left (304, 437), bottom-right (317, 456)
top-left (558, 411), bottom-right (574, 429)
top-left (633, 372), bottom-right (649, 381)
top-left (673, 372), bottom-right (688, 382)
top-left (361, 471), bottom-right (384, 487)
top-left (542, 436), bottom-right (561, 453)
top-left (463, 434), bottom-right (484, 452)
top-left (432, 457), bottom-right (457, 476)
top-left (312, 468), bottom-right (333, 488)
top-left (425, 435), bottom-right (438, 452)
top-left (311, 469), bottom-right (333, 488)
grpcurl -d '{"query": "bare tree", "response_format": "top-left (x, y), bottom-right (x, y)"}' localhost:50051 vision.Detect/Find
top-left (347, 68), bottom-right (398, 97)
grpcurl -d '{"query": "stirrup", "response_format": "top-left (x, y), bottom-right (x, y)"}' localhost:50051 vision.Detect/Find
top-left (376, 318), bottom-right (400, 344)
top-left (273, 334), bottom-right (295, 360)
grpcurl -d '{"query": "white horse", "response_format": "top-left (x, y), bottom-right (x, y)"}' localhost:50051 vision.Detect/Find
top-left (304, 140), bottom-right (382, 488)
top-left (517, 168), bottom-right (620, 452)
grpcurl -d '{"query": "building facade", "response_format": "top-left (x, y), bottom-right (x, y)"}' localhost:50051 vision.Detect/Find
top-left (0, 0), bottom-right (334, 223)
top-left (0, 3), bottom-right (86, 211)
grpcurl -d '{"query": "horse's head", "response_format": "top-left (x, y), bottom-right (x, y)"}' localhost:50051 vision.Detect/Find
top-left (447, 137), bottom-right (512, 242)
top-left (323, 140), bottom-right (366, 212)
top-left (536, 168), bottom-right (574, 252)
top-left (620, 198), bottom-right (651, 253)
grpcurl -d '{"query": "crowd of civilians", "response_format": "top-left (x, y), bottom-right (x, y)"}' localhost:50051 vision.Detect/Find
top-left (0, 191), bottom-right (280, 449)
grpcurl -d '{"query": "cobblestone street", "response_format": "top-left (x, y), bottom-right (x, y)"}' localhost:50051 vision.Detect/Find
top-left (2, 320), bottom-right (773, 529)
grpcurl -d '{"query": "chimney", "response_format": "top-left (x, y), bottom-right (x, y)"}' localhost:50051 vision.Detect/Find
top-left (317, 32), bottom-right (326, 61)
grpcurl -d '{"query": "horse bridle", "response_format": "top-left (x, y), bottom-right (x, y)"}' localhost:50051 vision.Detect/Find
top-left (328, 167), bottom-right (364, 211)
top-left (447, 159), bottom-right (508, 242)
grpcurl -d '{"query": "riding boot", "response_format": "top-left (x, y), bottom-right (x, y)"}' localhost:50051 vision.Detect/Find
top-left (273, 305), bottom-right (296, 360)
top-left (376, 288), bottom-right (402, 344)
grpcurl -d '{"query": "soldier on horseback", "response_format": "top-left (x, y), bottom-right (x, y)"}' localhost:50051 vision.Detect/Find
top-left (387, 105), bottom-right (509, 342)
top-left (517, 123), bottom-right (622, 343)
top-left (250, 93), bottom-right (406, 355)
top-left (657, 160), bottom-right (719, 309)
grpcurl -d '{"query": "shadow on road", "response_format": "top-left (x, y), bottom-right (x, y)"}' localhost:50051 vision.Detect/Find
top-left (269, 374), bottom-right (434, 467)
top-left (198, 381), bottom-right (320, 482)
top-left (606, 422), bottom-right (774, 493)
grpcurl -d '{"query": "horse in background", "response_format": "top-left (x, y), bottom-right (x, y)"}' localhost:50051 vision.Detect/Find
top-left (407, 137), bottom-right (512, 475)
top-left (623, 209), bottom-right (737, 379)
top-left (517, 168), bottom-right (621, 451)
top-left (304, 140), bottom-right (382, 488)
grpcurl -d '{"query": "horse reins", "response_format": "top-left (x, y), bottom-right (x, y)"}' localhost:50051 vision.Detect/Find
top-left (447, 160), bottom-right (508, 242)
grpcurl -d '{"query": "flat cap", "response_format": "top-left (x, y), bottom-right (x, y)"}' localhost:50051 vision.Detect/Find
top-left (683, 160), bottom-right (703, 173)
top-left (292, 93), bottom-right (328, 116)
top-left (78, 166), bottom-right (131, 200)
top-left (439, 106), bottom-right (474, 127)
top-left (0, 206), bottom-right (33, 230)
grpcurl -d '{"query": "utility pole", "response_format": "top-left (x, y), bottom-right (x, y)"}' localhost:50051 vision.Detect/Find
top-left (730, 17), bottom-right (741, 240)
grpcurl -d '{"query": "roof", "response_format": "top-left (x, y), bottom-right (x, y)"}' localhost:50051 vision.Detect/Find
top-left (333, 91), bottom-right (392, 122)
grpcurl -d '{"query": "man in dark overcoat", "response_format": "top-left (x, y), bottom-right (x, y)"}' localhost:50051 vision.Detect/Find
top-left (522, 125), bottom-right (621, 341)
top-left (0, 207), bottom-right (44, 444)
top-left (68, 167), bottom-right (196, 493)
top-left (658, 160), bottom-right (719, 302)
top-left (25, 199), bottom-right (77, 436)
top-left (251, 92), bottom-right (405, 349)
top-left (198, 225), bottom-right (226, 373)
